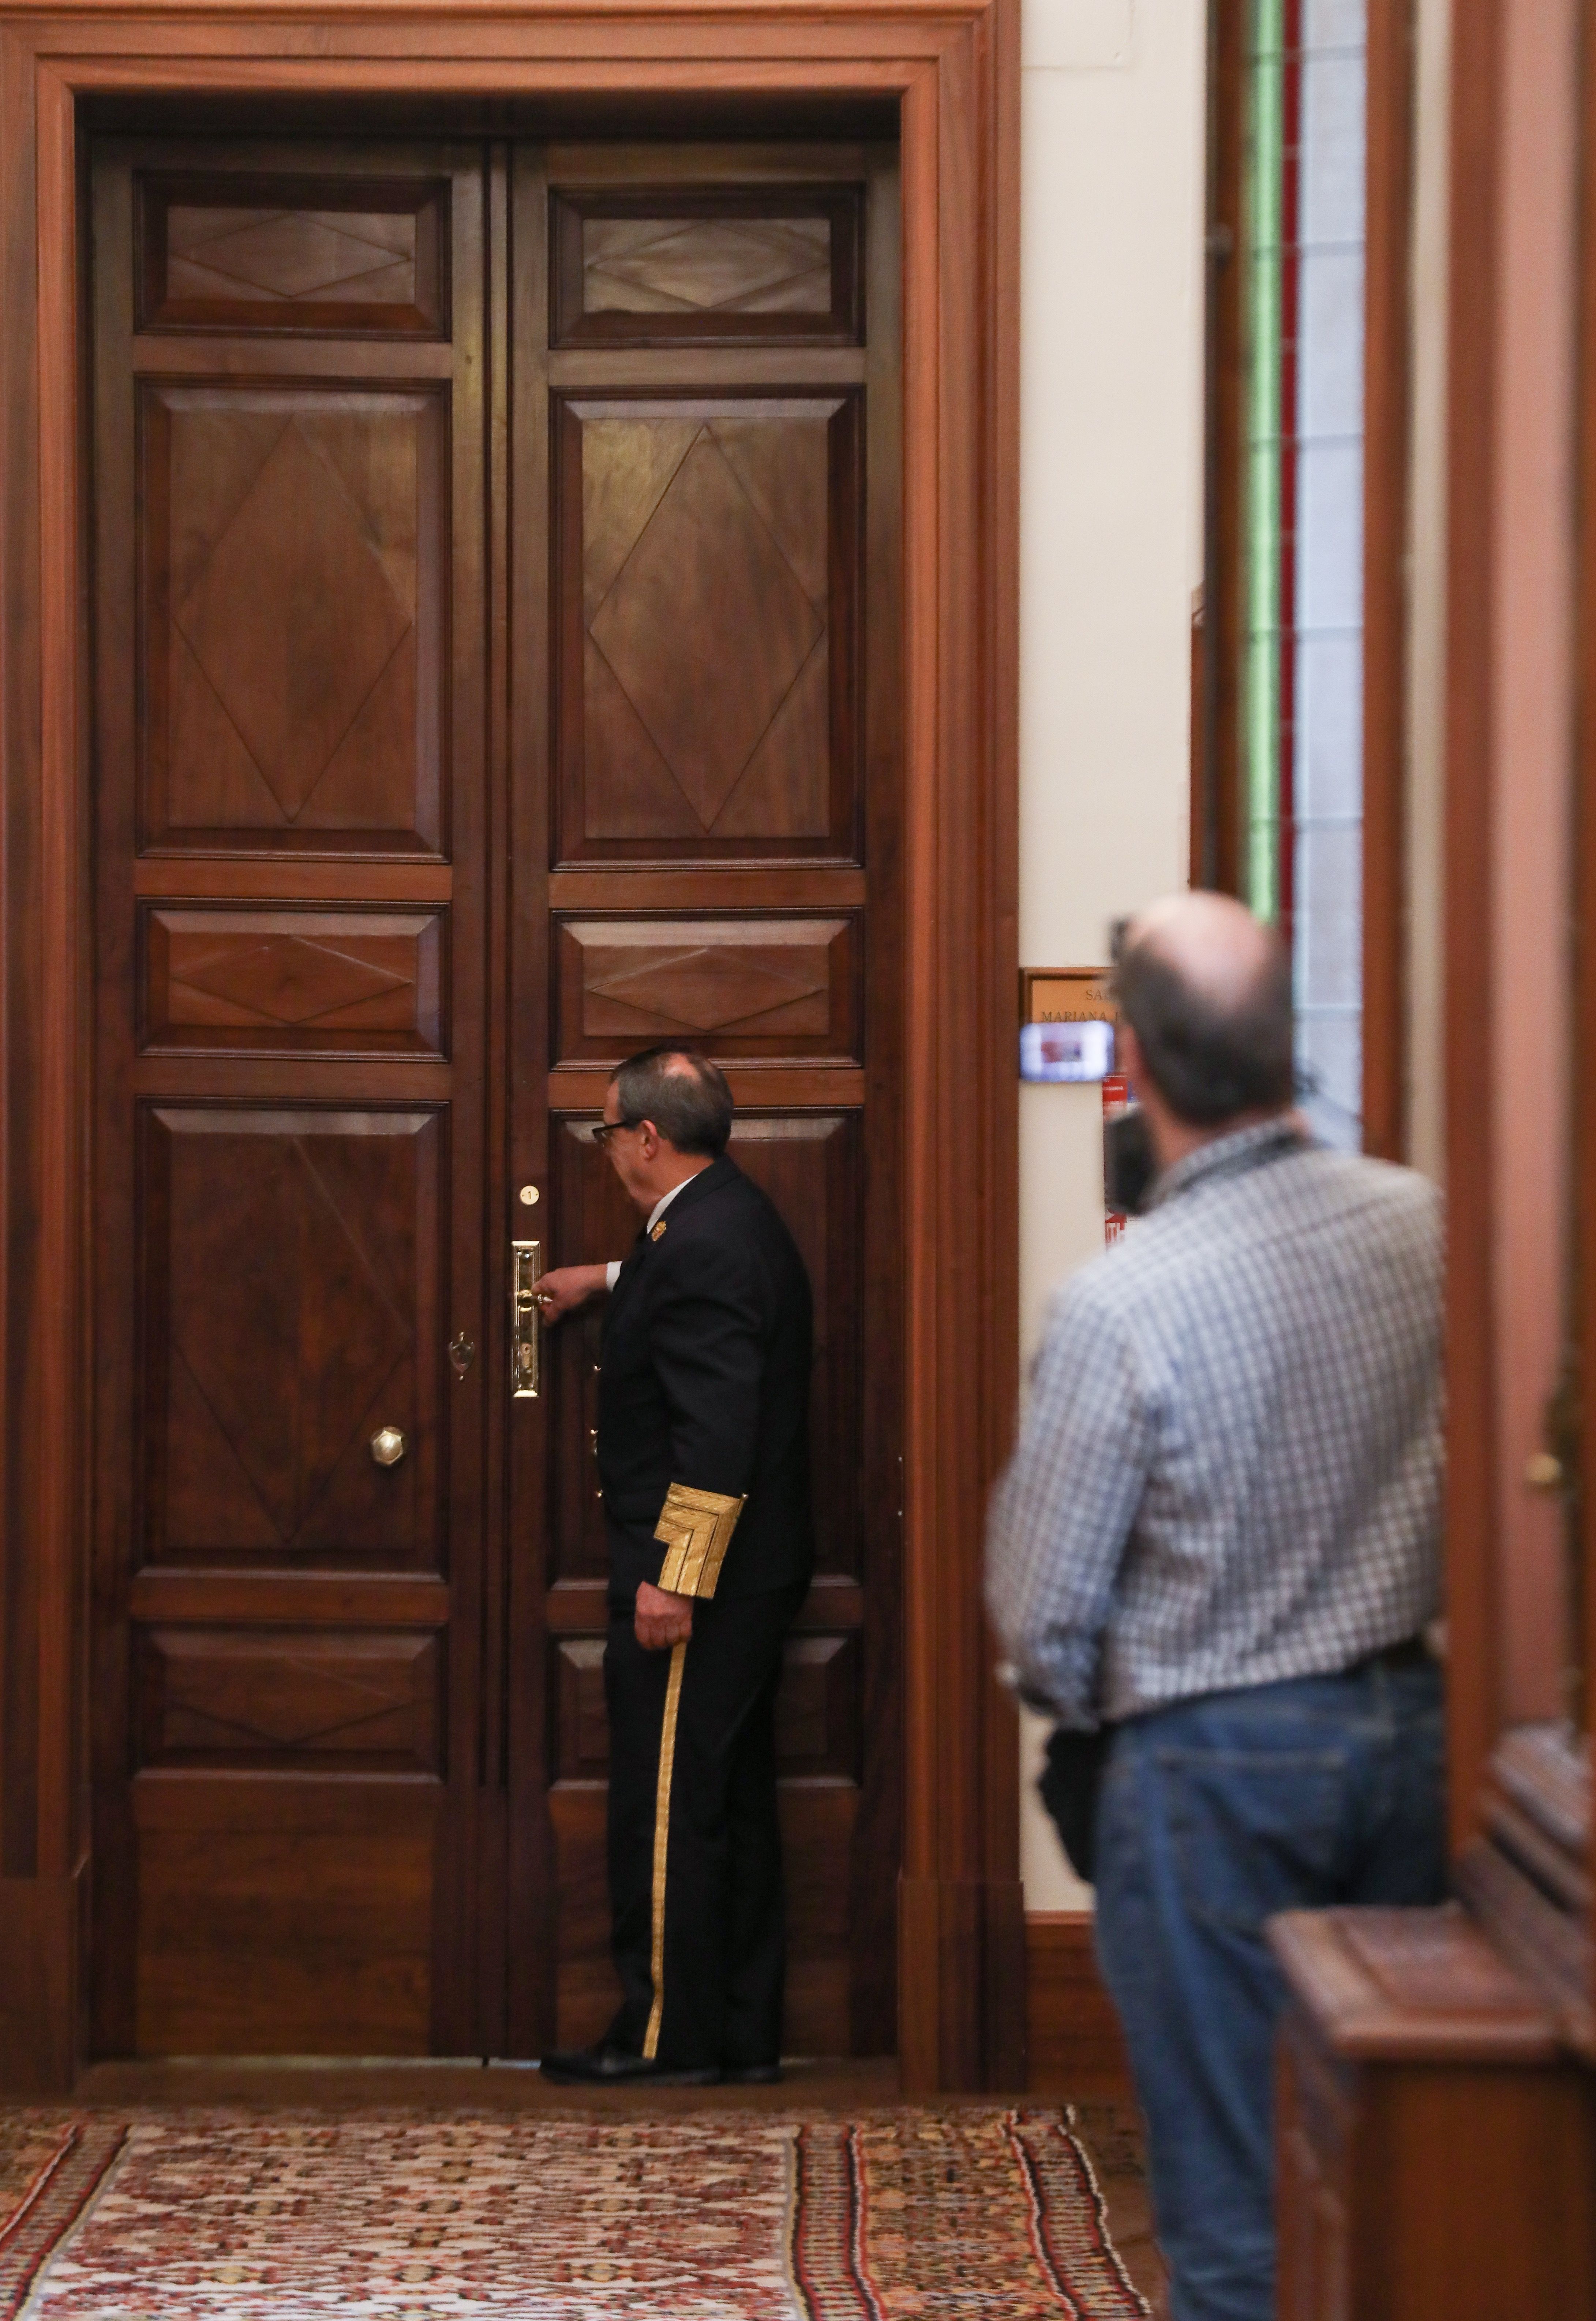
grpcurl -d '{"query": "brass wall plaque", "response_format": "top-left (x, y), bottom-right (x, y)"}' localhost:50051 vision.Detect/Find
top-left (1019, 967), bottom-right (1117, 1083)
top-left (1020, 966), bottom-right (1116, 1027)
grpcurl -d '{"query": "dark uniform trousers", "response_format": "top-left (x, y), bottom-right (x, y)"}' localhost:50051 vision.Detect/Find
top-left (604, 1580), bottom-right (806, 2070)
top-left (593, 1153), bottom-right (814, 2073)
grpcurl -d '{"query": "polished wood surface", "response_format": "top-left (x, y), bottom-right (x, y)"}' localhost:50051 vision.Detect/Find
top-left (139, 377), bottom-right (447, 852)
top-left (1440, 0), bottom-right (1592, 1953)
top-left (90, 135), bottom-right (490, 2057)
top-left (1578, 0), bottom-right (1596, 1789)
top-left (141, 906), bottom-right (447, 1056)
top-left (139, 1105), bottom-right (445, 1566)
top-left (89, 130), bottom-right (901, 2066)
top-left (140, 170), bottom-right (447, 333)
top-left (555, 392), bottom-right (858, 857)
top-left (1272, 1907), bottom-right (1596, 2321)
top-left (1270, 1907), bottom-right (1561, 2065)
top-left (0, 0), bottom-right (1020, 2100)
top-left (516, 140), bottom-right (902, 2058)
top-left (1442, 0), bottom-right (1506, 1852)
top-left (1572, 0), bottom-right (1596, 2058)
top-left (137, 1627), bottom-right (443, 1770)
top-left (1268, 9), bottom-right (1596, 2298)
top-left (133, 1772), bottom-right (440, 2055)
top-left (551, 182), bottom-right (862, 345)
top-left (1361, 0), bottom-right (1416, 1161)
top-left (1023, 1913), bottom-right (1131, 2098)
top-left (553, 914), bottom-right (861, 1062)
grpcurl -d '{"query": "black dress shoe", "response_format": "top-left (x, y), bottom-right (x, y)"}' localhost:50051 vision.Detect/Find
top-left (720, 2061), bottom-right (782, 2085)
top-left (540, 2042), bottom-right (721, 2087)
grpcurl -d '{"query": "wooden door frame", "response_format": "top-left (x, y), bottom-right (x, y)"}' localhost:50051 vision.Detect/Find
top-left (0, 1), bottom-right (1022, 2095)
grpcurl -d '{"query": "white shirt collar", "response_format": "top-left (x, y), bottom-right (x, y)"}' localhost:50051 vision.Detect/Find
top-left (646, 1174), bottom-right (697, 1234)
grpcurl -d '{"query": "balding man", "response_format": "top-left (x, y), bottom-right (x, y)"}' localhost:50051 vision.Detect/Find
top-left (535, 1044), bottom-right (813, 2086)
top-left (987, 895), bottom-right (1445, 2321)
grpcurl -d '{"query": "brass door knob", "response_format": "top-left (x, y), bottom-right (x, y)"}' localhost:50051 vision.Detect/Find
top-left (1525, 1450), bottom-right (1566, 1494)
top-left (370, 1426), bottom-right (407, 1468)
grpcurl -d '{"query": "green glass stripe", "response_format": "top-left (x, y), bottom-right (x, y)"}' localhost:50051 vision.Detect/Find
top-left (1242, 0), bottom-right (1286, 924)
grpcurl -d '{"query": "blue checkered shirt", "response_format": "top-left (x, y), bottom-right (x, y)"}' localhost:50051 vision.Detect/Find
top-left (986, 1118), bottom-right (1443, 1727)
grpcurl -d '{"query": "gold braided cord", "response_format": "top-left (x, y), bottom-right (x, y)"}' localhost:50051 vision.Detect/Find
top-left (654, 1483), bottom-right (745, 1599)
top-left (641, 1639), bottom-right (688, 2062)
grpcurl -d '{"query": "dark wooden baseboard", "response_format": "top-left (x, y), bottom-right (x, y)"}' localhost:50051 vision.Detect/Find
top-left (1025, 1910), bottom-right (1132, 2096)
top-left (0, 1873), bottom-right (80, 2096)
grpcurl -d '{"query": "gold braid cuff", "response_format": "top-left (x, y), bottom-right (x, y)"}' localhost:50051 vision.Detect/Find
top-left (653, 1483), bottom-right (746, 1599)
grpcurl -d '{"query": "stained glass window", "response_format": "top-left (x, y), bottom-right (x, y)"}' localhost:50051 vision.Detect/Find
top-left (1242, 0), bottom-right (1367, 1149)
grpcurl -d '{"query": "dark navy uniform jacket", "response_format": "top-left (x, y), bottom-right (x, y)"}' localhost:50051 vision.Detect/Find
top-left (597, 1154), bottom-right (815, 1603)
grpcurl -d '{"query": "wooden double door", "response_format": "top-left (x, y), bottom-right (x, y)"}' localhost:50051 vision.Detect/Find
top-left (87, 130), bottom-right (901, 2059)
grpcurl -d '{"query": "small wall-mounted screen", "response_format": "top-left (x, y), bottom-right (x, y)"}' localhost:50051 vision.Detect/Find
top-left (1019, 1019), bottom-right (1115, 1083)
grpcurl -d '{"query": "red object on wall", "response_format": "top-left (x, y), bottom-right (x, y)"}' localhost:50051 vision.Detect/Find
top-left (1102, 1075), bottom-right (1132, 1244)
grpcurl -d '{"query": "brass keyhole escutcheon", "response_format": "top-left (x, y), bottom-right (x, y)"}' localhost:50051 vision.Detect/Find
top-left (449, 1330), bottom-right (475, 1378)
top-left (370, 1426), bottom-right (406, 1468)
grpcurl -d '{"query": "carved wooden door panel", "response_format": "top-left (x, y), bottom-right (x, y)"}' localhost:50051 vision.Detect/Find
top-left (89, 139), bottom-right (493, 2054)
top-left (508, 146), bottom-right (902, 2057)
top-left (89, 132), bottom-right (901, 2063)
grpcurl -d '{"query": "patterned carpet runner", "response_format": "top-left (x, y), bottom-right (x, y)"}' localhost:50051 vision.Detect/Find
top-left (0, 2106), bottom-right (1147, 2318)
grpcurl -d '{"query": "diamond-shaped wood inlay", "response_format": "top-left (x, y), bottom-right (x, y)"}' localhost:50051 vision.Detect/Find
top-left (143, 385), bottom-right (441, 845)
top-left (580, 419), bottom-right (700, 624)
top-left (149, 1109), bottom-right (439, 1563)
top-left (168, 206), bottom-right (416, 303)
top-left (578, 410), bottom-right (838, 841)
top-left (172, 1146), bottom-right (407, 1542)
top-left (177, 425), bottom-right (411, 820)
top-left (588, 945), bottom-right (824, 1032)
top-left (144, 908), bottom-right (443, 1056)
top-left (589, 433), bottom-right (821, 825)
top-left (555, 916), bottom-right (858, 1061)
top-left (141, 178), bottom-right (445, 330)
top-left (583, 215), bottom-right (831, 315)
top-left (143, 1629), bottom-right (439, 1771)
top-left (179, 937), bottom-right (407, 1023)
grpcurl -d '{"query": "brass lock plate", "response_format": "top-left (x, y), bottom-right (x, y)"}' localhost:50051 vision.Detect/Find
top-left (511, 1239), bottom-right (542, 1399)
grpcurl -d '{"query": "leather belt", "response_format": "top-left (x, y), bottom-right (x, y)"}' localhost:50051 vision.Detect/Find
top-left (1361, 1632), bottom-right (1432, 1674)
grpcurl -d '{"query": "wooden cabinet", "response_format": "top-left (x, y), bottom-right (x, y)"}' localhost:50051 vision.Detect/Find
top-left (1272, 1910), bottom-right (1596, 2320)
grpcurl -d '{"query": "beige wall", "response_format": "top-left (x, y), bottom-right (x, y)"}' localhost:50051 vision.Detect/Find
top-left (1015, 0), bottom-right (1207, 1911)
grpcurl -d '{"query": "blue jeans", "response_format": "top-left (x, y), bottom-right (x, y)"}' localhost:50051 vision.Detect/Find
top-left (1093, 1663), bottom-right (1446, 2321)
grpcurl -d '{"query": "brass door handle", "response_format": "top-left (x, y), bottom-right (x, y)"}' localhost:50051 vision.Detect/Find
top-left (512, 1239), bottom-right (543, 1399)
top-left (370, 1426), bottom-right (406, 1467)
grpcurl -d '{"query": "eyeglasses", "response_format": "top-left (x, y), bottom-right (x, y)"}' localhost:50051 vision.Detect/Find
top-left (591, 1115), bottom-right (643, 1150)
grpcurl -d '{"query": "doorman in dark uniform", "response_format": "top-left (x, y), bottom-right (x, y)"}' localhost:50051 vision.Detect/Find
top-left (534, 1045), bottom-right (813, 2084)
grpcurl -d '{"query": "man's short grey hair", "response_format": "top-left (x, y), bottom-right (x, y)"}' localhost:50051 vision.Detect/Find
top-left (1112, 924), bottom-right (1295, 1128)
top-left (609, 1045), bottom-right (734, 1156)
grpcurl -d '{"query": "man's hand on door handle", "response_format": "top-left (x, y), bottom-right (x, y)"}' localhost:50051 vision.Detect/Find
top-left (634, 1580), bottom-right (694, 1651)
top-left (533, 1263), bottom-right (610, 1322)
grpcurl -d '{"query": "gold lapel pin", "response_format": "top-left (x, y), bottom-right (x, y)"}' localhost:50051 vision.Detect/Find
top-left (651, 1221), bottom-right (667, 1241)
